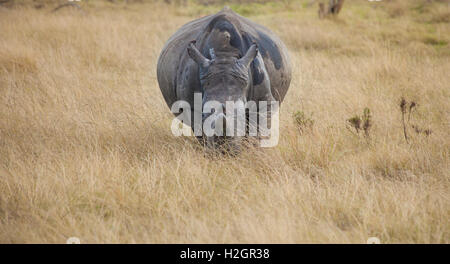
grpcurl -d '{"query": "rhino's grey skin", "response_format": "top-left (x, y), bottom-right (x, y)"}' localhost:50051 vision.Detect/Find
top-left (157, 7), bottom-right (291, 148)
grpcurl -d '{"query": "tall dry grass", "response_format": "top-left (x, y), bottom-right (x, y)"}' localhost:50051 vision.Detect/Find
top-left (0, 0), bottom-right (449, 243)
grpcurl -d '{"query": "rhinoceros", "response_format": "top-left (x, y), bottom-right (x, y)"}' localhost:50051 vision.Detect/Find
top-left (157, 7), bottom-right (291, 150)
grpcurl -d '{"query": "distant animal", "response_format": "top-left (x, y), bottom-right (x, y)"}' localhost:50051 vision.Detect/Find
top-left (157, 7), bottom-right (292, 150)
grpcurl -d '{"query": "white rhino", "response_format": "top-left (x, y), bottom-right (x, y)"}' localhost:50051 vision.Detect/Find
top-left (157, 7), bottom-right (292, 150)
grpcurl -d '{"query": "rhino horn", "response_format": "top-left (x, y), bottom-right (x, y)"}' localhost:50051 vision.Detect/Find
top-left (187, 41), bottom-right (210, 68)
top-left (238, 43), bottom-right (258, 68)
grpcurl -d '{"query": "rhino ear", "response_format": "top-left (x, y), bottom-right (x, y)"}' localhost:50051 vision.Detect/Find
top-left (187, 41), bottom-right (210, 68)
top-left (238, 43), bottom-right (258, 68)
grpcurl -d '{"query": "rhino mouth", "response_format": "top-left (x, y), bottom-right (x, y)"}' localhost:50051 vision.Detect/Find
top-left (205, 135), bottom-right (240, 155)
top-left (206, 134), bottom-right (227, 148)
top-left (203, 112), bottom-right (242, 154)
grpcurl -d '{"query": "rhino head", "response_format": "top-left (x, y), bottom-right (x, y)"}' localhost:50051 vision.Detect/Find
top-left (187, 40), bottom-right (258, 152)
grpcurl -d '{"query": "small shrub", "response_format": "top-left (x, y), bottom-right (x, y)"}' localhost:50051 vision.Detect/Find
top-left (347, 115), bottom-right (361, 134)
top-left (293, 111), bottom-right (314, 134)
top-left (362, 107), bottom-right (372, 138)
top-left (347, 108), bottom-right (372, 139)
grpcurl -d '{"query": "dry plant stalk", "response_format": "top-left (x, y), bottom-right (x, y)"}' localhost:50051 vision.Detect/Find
top-left (399, 97), bottom-right (431, 143)
top-left (400, 97), bottom-right (409, 143)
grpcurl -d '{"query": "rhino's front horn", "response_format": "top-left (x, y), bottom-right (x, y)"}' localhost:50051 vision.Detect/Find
top-left (187, 41), bottom-right (211, 68)
top-left (214, 112), bottom-right (227, 136)
top-left (206, 113), bottom-right (227, 149)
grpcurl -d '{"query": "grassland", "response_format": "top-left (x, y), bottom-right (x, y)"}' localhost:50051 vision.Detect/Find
top-left (0, 0), bottom-right (449, 243)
